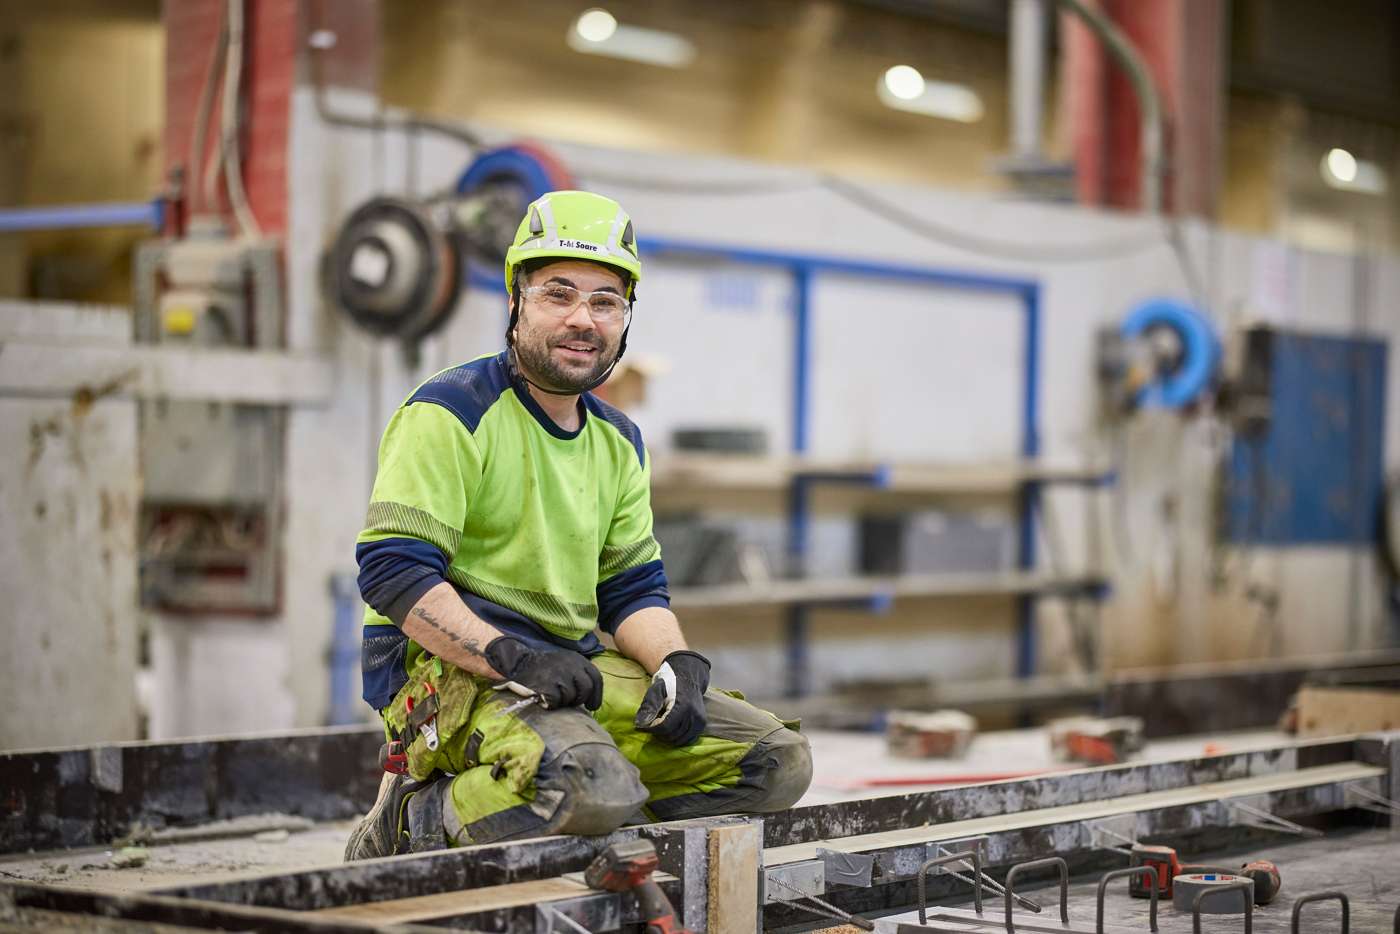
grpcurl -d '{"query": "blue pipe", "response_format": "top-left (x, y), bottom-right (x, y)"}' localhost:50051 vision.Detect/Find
top-left (792, 266), bottom-right (814, 453)
top-left (0, 199), bottom-right (163, 233)
top-left (1016, 287), bottom-right (1042, 679)
top-left (639, 237), bottom-right (1039, 295)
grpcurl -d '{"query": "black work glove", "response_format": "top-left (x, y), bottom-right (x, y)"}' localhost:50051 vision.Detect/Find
top-left (484, 637), bottom-right (604, 711)
top-left (633, 650), bottom-right (711, 747)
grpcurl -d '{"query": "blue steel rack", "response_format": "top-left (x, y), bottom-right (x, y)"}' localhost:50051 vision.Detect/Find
top-left (636, 237), bottom-right (1102, 696)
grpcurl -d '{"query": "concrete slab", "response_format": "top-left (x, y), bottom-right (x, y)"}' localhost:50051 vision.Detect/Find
top-left (0, 822), bottom-right (354, 892)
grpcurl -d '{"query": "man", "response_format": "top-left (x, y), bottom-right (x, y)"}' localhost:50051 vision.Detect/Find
top-left (346, 191), bottom-right (811, 859)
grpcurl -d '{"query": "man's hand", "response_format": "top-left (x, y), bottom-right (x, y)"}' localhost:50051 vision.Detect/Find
top-left (633, 650), bottom-right (710, 746)
top-left (484, 636), bottom-right (604, 711)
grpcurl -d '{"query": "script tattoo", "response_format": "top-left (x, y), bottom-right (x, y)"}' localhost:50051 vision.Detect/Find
top-left (410, 605), bottom-right (483, 657)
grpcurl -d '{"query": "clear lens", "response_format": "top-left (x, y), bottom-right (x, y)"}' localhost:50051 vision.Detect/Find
top-left (524, 285), bottom-right (629, 321)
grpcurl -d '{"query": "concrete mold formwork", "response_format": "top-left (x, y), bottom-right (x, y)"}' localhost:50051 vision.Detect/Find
top-left (2, 728), bottom-right (1400, 933)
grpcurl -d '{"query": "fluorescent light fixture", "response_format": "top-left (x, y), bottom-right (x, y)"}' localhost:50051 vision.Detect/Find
top-left (568, 8), bottom-right (696, 68)
top-left (877, 70), bottom-right (983, 123)
top-left (884, 65), bottom-right (925, 101)
top-left (575, 8), bottom-right (617, 42)
top-left (1326, 148), bottom-right (1356, 182)
top-left (1321, 147), bottom-right (1388, 194)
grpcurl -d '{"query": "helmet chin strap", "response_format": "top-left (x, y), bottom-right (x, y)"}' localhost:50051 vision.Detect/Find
top-left (505, 293), bottom-right (630, 396)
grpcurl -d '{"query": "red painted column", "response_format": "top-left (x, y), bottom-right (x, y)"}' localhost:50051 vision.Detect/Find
top-left (1058, 0), bottom-right (1225, 217)
top-left (164, 0), bottom-right (298, 237)
top-left (1058, 0), bottom-right (1108, 206)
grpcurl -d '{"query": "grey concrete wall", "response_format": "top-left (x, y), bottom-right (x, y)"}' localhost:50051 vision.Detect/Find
top-left (0, 303), bottom-right (139, 750)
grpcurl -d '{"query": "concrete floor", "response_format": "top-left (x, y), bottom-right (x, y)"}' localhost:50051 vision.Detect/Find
top-left (800, 727), bottom-right (1289, 804)
top-left (0, 726), bottom-right (1298, 894)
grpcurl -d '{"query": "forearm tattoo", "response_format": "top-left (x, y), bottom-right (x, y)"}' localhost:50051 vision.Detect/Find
top-left (410, 605), bottom-right (483, 657)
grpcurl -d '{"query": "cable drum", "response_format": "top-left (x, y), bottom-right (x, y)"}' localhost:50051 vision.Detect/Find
top-left (1171, 873), bottom-right (1254, 914)
top-left (327, 197), bottom-right (461, 341)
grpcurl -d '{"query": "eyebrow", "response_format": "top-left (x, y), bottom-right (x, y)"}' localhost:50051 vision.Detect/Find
top-left (541, 275), bottom-right (621, 295)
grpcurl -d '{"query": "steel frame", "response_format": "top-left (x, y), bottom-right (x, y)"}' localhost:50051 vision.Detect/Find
top-left (28, 731), bottom-right (1371, 934)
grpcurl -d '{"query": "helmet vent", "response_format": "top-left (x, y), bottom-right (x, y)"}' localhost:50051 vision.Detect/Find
top-left (528, 207), bottom-right (544, 235)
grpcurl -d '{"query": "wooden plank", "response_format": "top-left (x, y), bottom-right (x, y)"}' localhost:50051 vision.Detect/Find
top-left (310, 871), bottom-right (678, 926)
top-left (763, 760), bottom-right (1383, 866)
top-left (708, 823), bottom-right (760, 934)
top-left (1298, 685), bottom-right (1400, 738)
top-left (312, 877), bottom-right (592, 925)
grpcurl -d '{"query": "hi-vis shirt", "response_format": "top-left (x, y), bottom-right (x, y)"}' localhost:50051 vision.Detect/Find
top-left (355, 352), bottom-right (669, 710)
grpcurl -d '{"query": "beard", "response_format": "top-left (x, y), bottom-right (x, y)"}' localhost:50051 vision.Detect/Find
top-left (512, 311), bottom-right (619, 393)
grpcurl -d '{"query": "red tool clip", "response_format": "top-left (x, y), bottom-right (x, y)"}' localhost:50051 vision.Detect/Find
top-left (379, 740), bottom-right (409, 775)
top-left (406, 683), bottom-right (441, 752)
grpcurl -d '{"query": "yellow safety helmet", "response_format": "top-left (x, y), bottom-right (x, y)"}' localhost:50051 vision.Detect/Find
top-left (504, 190), bottom-right (640, 298)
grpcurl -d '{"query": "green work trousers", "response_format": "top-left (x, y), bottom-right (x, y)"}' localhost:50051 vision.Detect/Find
top-left (381, 649), bottom-right (811, 848)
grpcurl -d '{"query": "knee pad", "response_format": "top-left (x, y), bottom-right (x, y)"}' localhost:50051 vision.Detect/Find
top-left (525, 707), bottom-right (649, 836)
top-left (750, 727), bottom-right (813, 813)
top-left (544, 741), bottom-right (650, 835)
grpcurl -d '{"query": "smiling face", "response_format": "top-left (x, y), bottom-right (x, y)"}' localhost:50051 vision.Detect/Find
top-left (511, 259), bottom-right (628, 394)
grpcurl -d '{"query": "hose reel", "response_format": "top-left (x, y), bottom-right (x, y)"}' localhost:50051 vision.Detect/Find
top-left (324, 144), bottom-right (573, 346)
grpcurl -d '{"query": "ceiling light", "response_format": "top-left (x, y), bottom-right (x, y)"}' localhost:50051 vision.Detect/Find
top-left (1321, 148), bottom-right (1388, 195)
top-left (878, 73), bottom-right (984, 123)
top-left (568, 10), bottom-right (695, 68)
top-left (1326, 148), bottom-right (1357, 183)
top-left (575, 8), bottom-right (617, 43)
top-left (884, 65), bottom-right (925, 101)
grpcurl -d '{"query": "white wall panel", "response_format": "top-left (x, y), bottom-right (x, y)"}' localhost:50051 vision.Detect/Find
top-left (627, 261), bottom-right (795, 456)
top-left (808, 275), bottom-right (1023, 463)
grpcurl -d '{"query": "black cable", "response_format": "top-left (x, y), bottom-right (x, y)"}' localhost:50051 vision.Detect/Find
top-left (822, 176), bottom-right (1168, 263)
top-left (576, 166), bottom-right (1169, 264)
top-left (576, 167), bottom-right (819, 196)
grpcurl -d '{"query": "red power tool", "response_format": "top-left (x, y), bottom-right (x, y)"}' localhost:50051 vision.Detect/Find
top-left (1129, 844), bottom-right (1181, 898)
top-left (585, 839), bottom-right (693, 934)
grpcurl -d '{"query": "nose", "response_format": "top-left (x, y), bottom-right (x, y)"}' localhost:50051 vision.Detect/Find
top-left (562, 299), bottom-right (596, 330)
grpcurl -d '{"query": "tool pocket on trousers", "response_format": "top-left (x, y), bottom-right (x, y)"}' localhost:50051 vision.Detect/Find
top-left (385, 655), bottom-right (481, 781)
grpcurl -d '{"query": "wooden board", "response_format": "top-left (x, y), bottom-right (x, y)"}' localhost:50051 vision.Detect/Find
top-left (1298, 684), bottom-right (1400, 738)
top-left (708, 823), bottom-right (761, 934)
top-left (312, 877), bottom-right (592, 925)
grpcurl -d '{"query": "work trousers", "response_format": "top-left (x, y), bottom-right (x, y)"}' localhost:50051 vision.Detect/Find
top-left (381, 650), bottom-right (812, 848)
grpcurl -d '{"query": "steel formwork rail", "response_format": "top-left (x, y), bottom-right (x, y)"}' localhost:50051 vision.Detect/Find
top-left (763, 760), bottom-right (1381, 868)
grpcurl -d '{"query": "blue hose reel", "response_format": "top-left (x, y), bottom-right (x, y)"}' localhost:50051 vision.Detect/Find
top-left (1118, 298), bottom-right (1220, 410)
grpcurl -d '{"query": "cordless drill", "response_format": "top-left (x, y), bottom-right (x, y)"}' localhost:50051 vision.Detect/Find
top-left (584, 839), bottom-right (693, 934)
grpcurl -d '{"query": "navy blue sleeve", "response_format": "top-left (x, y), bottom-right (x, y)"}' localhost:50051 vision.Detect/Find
top-left (356, 537), bottom-right (449, 627)
top-left (596, 559), bottom-right (671, 635)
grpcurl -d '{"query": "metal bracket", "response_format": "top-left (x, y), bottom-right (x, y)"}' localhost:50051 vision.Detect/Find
top-left (816, 847), bottom-right (874, 888)
top-left (764, 859), bottom-right (824, 905)
top-left (1085, 814), bottom-right (1138, 853)
top-left (1344, 778), bottom-right (1400, 817)
top-left (536, 894), bottom-right (620, 934)
top-left (1224, 794), bottom-right (1324, 838)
